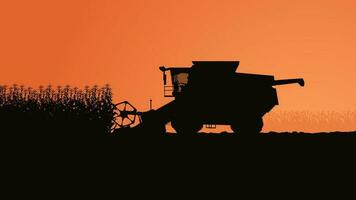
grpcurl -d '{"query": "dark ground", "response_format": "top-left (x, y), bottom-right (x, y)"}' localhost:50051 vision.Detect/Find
top-left (6, 129), bottom-right (356, 169)
top-left (3, 129), bottom-right (356, 196)
top-left (6, 129), bottom-right (356, 154)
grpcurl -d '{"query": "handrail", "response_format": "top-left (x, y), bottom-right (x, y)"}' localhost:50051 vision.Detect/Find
top-left (164, 86), bottom-right (174, 97)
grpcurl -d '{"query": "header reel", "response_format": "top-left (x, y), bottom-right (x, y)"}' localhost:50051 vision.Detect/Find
top-left (111, 101), bottom-right (141, 131)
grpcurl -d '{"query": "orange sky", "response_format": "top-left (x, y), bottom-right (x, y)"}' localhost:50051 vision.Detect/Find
top-left (1, 0), bottom-right (356, 117)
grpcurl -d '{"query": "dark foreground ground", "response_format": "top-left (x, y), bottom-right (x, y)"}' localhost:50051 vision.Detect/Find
top-left (5, 129), bottom-right (356, 165)
top-left (111, 129), bottom-right (356, 149)
top-left (6, 129), bottom-right (356, 153)
top-left (3, 130), bottom-right (356, 196)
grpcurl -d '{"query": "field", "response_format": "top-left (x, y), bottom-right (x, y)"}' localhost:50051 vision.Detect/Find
top-left (0, 84), bottom-right (114, 137)
top-left (1, 84), bottom-right (356, 152)
top-left (2, 87), bottom-right (355, 191)
top-left (263, 110), bottom-right (356, 132)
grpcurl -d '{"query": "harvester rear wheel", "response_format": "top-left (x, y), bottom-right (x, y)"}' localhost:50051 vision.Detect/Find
top-left (231, 117), bottom-right (263, 135)
top-left (171, 120), bottom-right (202, 134)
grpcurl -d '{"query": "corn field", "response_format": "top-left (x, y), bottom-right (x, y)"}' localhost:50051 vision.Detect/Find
top-left (263, 110), bottom-right (356, 133)
top-left (1, 84), bottom-right (354, 135)
top-left (0, 84), bottom-right (115, 135)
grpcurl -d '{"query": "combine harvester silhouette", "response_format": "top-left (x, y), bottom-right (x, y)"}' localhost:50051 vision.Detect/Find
top-left (112, 61), bottom-right (304, 136)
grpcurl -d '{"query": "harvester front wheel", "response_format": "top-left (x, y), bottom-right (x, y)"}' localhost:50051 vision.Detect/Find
top-left (231, 117), bottom-right (263, 135)
top-left (171, 120), bottom-right (202, 134)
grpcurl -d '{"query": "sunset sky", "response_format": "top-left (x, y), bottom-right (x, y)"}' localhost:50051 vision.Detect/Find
top-left (1, 0), bottom-right (356, 130)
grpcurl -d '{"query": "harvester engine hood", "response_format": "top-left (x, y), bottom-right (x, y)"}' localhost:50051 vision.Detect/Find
top-left (191, 61), bottom-right (240, 74)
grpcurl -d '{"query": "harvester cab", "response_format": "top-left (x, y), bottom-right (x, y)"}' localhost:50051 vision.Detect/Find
top-left (159, 66), bottom-right (190, 97)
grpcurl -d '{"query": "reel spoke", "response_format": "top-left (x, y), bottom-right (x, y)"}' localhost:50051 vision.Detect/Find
top-left (123, 102), bottom-right (127, 111)
top-left (120, 118), bottom-right (124, 126)
top-left (127, 117), bottom-right (134, 123)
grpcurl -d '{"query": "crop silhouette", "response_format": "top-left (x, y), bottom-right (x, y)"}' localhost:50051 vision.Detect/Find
top-left (0, 84), bottom-right (114, 136)
top-left (263, 110), bottom-right (356, 132)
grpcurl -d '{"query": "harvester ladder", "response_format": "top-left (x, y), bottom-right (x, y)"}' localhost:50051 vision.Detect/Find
top-left (164, 85), bottom-right (174, 97)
